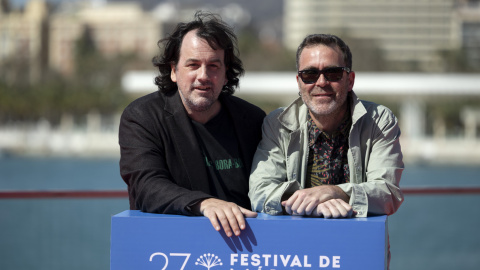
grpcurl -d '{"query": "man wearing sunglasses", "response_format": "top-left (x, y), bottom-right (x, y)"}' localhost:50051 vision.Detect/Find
top-left (249, 34), bottom-right (404, 220)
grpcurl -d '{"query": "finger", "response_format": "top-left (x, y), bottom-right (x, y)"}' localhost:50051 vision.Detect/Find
top-left (324, 200), bottom-right (342, 218)
top-left (239, 207), bottom-right (258, 218)
top-left (281, 200), bottom-right (293, 215)
top-left (296, 200), bottom-right (314, 216)
top-left (214, 210), bottom-right (236, 237)
top-left (297, 192), bottom-right (322, 216)
top-left (336, 199), bottom-right (354, 218)
top-left (224, 208), bottom-right (243, 237)
top-left (317, 203), bottom-right (332, 218)
top-left (304, 200), bottom-right (318, 215)
top-left (204, 211), bottom-right (222, 232)
top-left (286, 192), bottom-right (298, 205)
top-left (325, 199), bottom-right (347, 218)
top-left (312, 204), bottom-right (323, 217)
top-left (285, 204), bottom-right (294, 215)
top-left (283, 192), bottom-right (299, 214)
top-left (230, 206), bottom-right (247, 233)
top-left (295, 200), bottom-right (308, 215)
top-left (290, 194), bottom-right (306, 215)
top-left (328, 199), bottom-right (354, 218)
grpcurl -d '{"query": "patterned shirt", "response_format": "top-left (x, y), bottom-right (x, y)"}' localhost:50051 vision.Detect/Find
top-left (306, 110), bottom-right (351, 187)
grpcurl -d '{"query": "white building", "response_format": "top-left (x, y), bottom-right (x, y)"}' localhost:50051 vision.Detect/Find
top-left (283, 0), bottom-right (461, 71)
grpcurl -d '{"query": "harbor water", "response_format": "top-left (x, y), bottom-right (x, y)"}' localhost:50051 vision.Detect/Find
top-left (0, 156), bottom-right (479, 270)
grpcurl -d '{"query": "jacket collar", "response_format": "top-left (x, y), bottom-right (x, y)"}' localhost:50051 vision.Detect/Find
top-left (162, 91), bottom-right (212, 192)
top-left (163, 90), bottom-right (186, 116)
top-left (350, 91), bottom-right (367, 125)
top-left (278, 96), bottom-right (308, 132)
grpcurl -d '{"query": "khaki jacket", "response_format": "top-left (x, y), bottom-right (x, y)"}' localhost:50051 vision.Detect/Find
top-left (249, 92), bottom-right (404, 217)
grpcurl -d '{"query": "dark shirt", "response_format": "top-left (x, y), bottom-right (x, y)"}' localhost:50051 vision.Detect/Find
top-left (191, 106), bottom-right (250, 209)
top-left (306, 110), bottom-right (351, 187)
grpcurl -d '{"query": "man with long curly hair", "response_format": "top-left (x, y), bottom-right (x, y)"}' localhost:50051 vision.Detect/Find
top-left (119, 12), bottom-right (265, 237)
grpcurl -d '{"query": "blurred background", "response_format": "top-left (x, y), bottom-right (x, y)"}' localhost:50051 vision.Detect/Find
top-left (0, 0), bottom-right (479, 269)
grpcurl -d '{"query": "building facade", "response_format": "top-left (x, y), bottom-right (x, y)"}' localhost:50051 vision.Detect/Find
top-left (49, 1), bottom-right (161, 75)
top-left (457, 0), bottom-right (480, 69)
top-left (283, 0), bottom-right (478, 71)
top-left (0, 0), bottom-right (161, 77)
top-left (0, 0), bottom-right (49, 82)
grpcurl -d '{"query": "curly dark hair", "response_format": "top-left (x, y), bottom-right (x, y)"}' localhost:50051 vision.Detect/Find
top-left (152, 11), bottom-right (244, 95)
top-left (296, 34), bottom-right (353, 71)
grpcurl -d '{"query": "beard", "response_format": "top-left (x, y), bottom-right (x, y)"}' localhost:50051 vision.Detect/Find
top-left (178, 85), bottom-right (220, 113)
top-left (301, 88), bottom-right (349, 118)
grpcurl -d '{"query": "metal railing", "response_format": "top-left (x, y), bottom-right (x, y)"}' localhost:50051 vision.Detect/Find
top-left (1, 187), bottom-right (480, 199)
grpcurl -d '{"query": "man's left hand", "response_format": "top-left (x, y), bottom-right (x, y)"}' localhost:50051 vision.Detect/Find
top-left (312, 198), bottom-right (355, 218)
top-left (281, 185), bottom-right (353, 218)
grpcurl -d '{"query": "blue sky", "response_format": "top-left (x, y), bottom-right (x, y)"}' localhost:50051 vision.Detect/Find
top-left (10, 0), bottom-right (75, 8)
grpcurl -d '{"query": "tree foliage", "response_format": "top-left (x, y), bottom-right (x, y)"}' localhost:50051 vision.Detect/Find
top-left (238, 27), bottom-right (296, 71)
top-left (0, 26), bottom-right (131, 125)
top-left (1, 23), bottom-right (478, 125)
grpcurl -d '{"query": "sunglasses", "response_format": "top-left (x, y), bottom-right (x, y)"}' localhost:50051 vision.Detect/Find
top-left (298, 67), bottom-right (351, 84)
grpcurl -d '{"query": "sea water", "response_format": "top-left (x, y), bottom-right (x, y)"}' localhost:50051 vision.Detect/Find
top-left (0, 156), bottom-right (479, 270)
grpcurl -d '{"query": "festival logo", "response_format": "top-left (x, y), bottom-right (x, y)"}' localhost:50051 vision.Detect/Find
top-left (195, 253), bottom-right (223, 269)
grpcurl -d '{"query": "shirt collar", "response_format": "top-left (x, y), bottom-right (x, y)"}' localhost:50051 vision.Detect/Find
top-left (307, 104), bottom-right (352, 147)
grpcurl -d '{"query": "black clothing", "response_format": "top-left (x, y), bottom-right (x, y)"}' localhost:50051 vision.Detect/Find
top-left (119, 90), bottom-right (265, 215)
top-left (191, 106), bottom-right (250, 209)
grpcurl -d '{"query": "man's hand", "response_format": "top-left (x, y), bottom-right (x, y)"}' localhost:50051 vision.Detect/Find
top-left (281, 185), bottom-right (354, 218)
top-left (192, 198), bottom-right (257, 237)
top-left (312, 198), bottom-right (355, 218)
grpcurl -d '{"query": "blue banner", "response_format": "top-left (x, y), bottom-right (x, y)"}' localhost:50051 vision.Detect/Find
top-left (111, 211), bottom-right (387, 270)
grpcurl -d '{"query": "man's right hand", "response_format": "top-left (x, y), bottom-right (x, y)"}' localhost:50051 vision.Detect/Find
top-left (191, 198), bottom-right (257, 237)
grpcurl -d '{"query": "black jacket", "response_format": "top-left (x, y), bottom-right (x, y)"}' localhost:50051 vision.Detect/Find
top-left (119, 90), bottom-right (266, 215)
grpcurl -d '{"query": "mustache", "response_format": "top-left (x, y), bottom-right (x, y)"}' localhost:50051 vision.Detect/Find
top-left (310, 86), bottom-right (334, 95)
top-left (191, 82), bottom-right (213, 88)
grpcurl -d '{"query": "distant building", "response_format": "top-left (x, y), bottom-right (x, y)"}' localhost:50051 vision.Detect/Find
top-left (0, 0), bottom-right (255, 78)
top-left (283, 0), bottom-right (480, 71)
top-left (457, 0), bottom-right (480, 69)
top-left (0, 0), bottom-right (161, 77)
top-left (49, 1), bottom-right (161, 75)
top-left (0, 0), bottom-right (49, 82)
